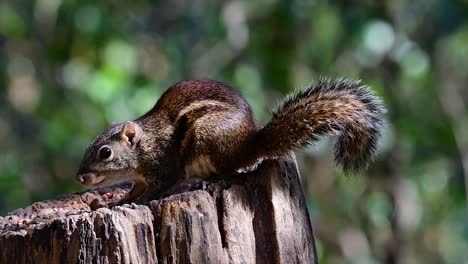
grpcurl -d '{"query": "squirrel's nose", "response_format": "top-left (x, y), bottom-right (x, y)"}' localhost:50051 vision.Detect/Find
top-left (76, 173), bottom-right (92, 185)
top-left (75, 175), bottom-right (85, 185)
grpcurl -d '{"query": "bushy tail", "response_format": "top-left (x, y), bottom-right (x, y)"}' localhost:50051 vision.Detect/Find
top-left (256, 78), bottom-right (385, 173)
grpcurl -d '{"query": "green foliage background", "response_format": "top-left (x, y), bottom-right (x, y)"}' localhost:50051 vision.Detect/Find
top-left (1, 0), bottom-right (467, 263)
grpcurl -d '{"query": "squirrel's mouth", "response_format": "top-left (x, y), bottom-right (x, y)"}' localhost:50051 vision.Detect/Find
top-left (76, 173), bottom-right (106, 187)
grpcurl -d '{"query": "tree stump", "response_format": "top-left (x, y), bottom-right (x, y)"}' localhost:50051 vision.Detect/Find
top-left (0, 154), bottom-right (317, 264)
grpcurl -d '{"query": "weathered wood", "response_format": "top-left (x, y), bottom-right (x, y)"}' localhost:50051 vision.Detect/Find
top-left (0, 154), bottom-right (317, 264)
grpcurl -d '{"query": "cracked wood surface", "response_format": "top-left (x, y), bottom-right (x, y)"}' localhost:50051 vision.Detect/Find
top-left (0, 155), bottom-right (317, 264)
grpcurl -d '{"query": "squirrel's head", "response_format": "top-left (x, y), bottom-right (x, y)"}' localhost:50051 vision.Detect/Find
top-left (76, 121), bottom-right (145, 187)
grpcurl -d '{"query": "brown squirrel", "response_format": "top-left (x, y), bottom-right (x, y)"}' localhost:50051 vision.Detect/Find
top-left (76, 78), bottom-right (385, 206)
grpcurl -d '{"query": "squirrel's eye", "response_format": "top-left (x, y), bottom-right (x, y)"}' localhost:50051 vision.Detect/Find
top-left (98, 146), bottom-right (112, 160)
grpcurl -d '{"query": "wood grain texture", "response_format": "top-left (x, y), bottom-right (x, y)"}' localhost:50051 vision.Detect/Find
top-left (0, 155), bottom-right (317, 264)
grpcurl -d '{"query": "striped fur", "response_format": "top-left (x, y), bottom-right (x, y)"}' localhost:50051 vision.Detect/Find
top-left (77, 78), bottom-right (386, 206)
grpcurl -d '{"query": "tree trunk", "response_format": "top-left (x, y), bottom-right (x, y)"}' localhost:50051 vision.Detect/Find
top-left (0, 154), bottom-right (317, 264)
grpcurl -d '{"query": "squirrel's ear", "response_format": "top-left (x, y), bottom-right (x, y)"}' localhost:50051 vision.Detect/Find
top-left (119, 121), bottom-right (143, 146)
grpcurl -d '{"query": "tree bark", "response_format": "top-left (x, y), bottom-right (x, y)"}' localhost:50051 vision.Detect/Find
top-left (0, 154), bottom-right (317, 264)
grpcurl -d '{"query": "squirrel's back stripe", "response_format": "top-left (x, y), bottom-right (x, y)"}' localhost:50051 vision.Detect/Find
top-left (176, 100), bottom-right (234, 122)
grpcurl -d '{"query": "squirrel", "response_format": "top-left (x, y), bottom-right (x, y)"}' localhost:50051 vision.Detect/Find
top-left (76, 78), bottom-right (385, 207)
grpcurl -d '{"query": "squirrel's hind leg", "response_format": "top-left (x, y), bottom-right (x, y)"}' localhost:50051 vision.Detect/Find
top-left (179, 110), bottom-right (257, 178)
